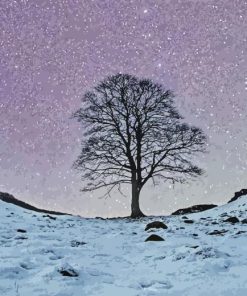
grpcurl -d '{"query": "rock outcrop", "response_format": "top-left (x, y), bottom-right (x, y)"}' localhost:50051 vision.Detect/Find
top-left (228, 189), bottom-right (247, 203)
top-left (172, 204), bottom-right (217, 215)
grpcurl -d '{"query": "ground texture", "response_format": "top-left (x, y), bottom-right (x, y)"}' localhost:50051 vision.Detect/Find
top-left (1, 197), bottom-right (247, 296)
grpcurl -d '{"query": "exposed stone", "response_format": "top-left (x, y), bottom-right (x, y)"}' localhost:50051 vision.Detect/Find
top-left (145, 221), bottom-right (168, 231)
top-left (43, 215), bottom-right (56, 220)
top-left (228, 189), bottom-right (247, 203)
top-left (172, 204), bottom-right (217, 215)
top-left (58, 264), bottom-right (79, 277)
top-left (71, 240), bottom-right (86, 247)
top-left (59, 269), bottom-right (78, 277)
top-left (183, 219), bottom-right (194, 224)
top-left (145, 234), bottom-right (164, 242)
top-left (17, 229), bottom-right (27, 233)
top-left (224, 217), bottom-right (239, 224)
top-left (208, 229), bottom-right (228, 236)
top-left (236, 231), bottom-right (246, 235)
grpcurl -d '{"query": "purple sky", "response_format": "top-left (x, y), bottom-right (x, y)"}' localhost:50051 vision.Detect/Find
top-left (0, 0), bottom-right (247, 217)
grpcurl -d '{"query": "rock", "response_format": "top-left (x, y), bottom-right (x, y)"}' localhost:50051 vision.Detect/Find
top-left (172, 204), bottom-right (217, 215)
top-left (241, 219), bottom-right (247, 224)
top-left (236, 231), bottom-right (246, 235)
top-left (58, 264), bottom-right (78, 277)
top-left (145, 234), bottom-right (164, 242)
top-left (228, 189), bottom-right (247, 203)
top-left (183, 219), bottom-right (194, 224)
top-left (182, 216), bottom-right (188, 219)
top-left (224, 217), bottom-right (239, 224)
top-left (59, 269), bottom-right (78, 277)
top-left (211, 221), bottom-right (218, 225)
top-left (208, 229), bottom-right (228, 236)
top-left (193, 233), bottom-right (198, 237)
top-left (145, 221), bottom-right (168, 231)
top-left (17, 229), bottom-right (27, 233)
top-left (15, 236), bottom-right (28, 240)
top-left (71, 240), bottom-right (86, 247)
top-left (43, 215), bottom-right (56, 220)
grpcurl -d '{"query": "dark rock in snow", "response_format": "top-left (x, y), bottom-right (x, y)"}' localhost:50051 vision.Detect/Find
top-left (43, 214), bottom-right (56, 220)
top-left (208, 229), bottom-right (228, 236)
top-left (71, 240), bottom-right (86, 247)
top-left (241, 219), bottom-right (247, 224)
top-left (224, 217), bottom-right (239, 224)
top-left (59, 267), bottom-right (78, 277)
top-left (182, 216), bottom-right (188, 219)
top-left (145, 221), bottom-right (168, 231)
top-left (183, 219), bottom-right (194, 224)
top-left (235, 231), bottom-right (246, 235)
top-left (17, 229), bottom-right (27, 233)
top-left (172, 204), bottom-right (217, 215)
top-left (228, 189), bottom-right (247, 203)
top-left (145, 234), bottom-right (164, 242)
top-left (15, 236), bottom-right (28, 240)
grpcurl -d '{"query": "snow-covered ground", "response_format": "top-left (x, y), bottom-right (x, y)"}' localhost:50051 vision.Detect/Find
top-left (1, 197), bottom-right (247, 296)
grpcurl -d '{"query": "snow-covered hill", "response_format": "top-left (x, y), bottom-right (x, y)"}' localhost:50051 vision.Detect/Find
top-left (1, 196), bottom-right (247, 296)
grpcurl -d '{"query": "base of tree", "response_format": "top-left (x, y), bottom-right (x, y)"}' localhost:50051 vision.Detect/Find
top-left (130, 211), bottom-right (146, 219)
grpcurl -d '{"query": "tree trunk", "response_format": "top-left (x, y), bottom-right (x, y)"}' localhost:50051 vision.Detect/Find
top-left (131, 176), bottom-right (145, 218)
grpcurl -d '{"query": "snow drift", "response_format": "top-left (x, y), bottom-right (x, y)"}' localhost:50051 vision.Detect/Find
top-left (1, 195), bottom-right (247, 295)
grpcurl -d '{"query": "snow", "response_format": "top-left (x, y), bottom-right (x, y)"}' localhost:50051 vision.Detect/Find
top-left (1, 196), bottom-right (247, 295)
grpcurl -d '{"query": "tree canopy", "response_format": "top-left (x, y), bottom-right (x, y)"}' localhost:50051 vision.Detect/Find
top-left (73, 73), bottom-right (207, 217)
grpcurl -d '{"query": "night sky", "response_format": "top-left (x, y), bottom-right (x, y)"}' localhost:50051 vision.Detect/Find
top-left (0, 0), bottom-right (247, 217)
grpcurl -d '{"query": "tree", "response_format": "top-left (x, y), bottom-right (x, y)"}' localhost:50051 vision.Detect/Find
top-left (73, 74), bottom-right (207, 218)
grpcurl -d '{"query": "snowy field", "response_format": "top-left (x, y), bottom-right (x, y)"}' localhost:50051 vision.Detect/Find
top-left (1, 197), bottom-right (247, 296)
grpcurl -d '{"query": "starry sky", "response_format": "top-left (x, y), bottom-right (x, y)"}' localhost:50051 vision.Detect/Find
top-left (0, 0), bottom-right (247, 217)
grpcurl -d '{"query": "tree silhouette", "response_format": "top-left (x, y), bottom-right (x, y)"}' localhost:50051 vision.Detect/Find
top-left (73, 74), bottom-right (207, 218)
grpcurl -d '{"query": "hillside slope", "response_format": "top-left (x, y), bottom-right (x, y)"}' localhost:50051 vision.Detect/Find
top-left (1, 196), bottom-right (247, 295)
top-left (0, 192), bottom-right (68, 216)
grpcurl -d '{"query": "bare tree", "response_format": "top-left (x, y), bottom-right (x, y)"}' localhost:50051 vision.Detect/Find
top-left (73, 74), bottom-right (207, 218)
